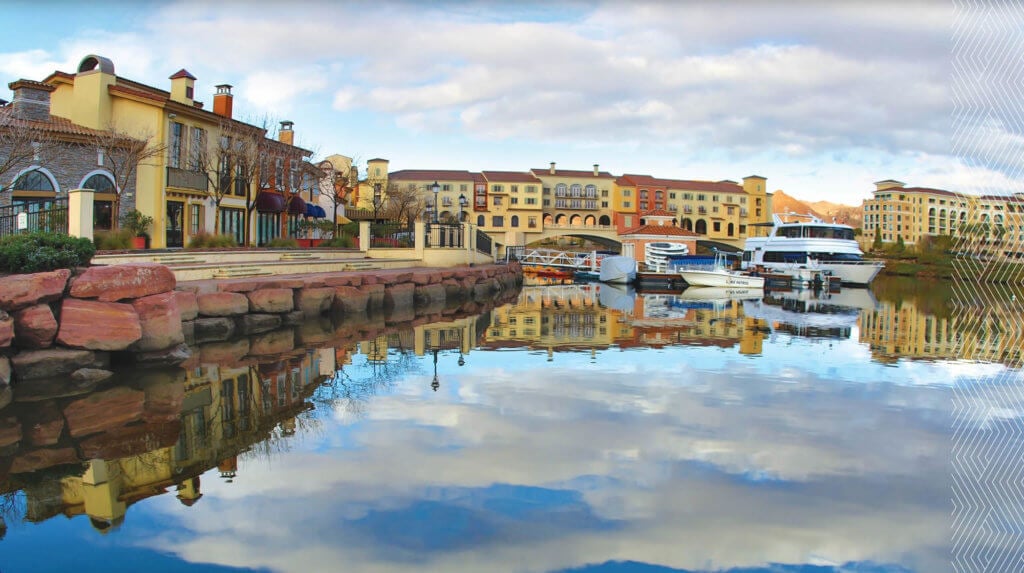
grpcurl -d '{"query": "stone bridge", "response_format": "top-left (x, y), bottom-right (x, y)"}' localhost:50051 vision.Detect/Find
top-left (481, 224), bottom-right (746, 252)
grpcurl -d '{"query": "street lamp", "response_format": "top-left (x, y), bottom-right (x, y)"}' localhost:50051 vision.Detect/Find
top-left (431, 348), bottom-right (440, 391)
top-left (431, 181), bottom-right (440, 224)
top-left (458, 193), bottom-right (468, 222)
top-left (372, 183), bottom-right (382, 222)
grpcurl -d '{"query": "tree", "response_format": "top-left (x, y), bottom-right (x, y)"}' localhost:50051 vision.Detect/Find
top-left (0, 112), bottom-right (58, 196)
top-left (94, 124), bottom-right (166, 229)
top-left (317, 157), bottom-right (359, 233)
top-left (382, 182), bottom-right (426, 228)
top-left (872, 230), bottom-right (883, 251)
top-left (197, 118), bottom-right (262, 233)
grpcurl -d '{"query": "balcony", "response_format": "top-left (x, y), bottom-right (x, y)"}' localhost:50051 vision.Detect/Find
top-left (167, 167), bottom-right (208, 191)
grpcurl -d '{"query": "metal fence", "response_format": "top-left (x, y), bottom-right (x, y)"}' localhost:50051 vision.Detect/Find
top-left (425, 223), bottom-right (463, 248)
top-left (505, 245), bottom-right (525, 262)
top-left (475, 228), bottom-right (492, 256)
top-left (0, 199), bottom-right (69, 238)
top-left (369, 221), bottom-right (413, 248)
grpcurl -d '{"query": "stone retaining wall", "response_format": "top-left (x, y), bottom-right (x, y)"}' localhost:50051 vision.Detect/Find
top-left (0, 262), bottom-right (523, 413)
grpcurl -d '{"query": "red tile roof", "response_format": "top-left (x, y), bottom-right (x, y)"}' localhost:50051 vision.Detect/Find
top-left (0, 107), bottom-right (136, 141)
top-left (640, 209), bottom-right (677, 218)
top-left (169, 69), bottom-right (196, 80)
top-left (874, 186), bottom-right (961, 198)
top-left (622, 174), bottom-right (745, 193)
top-left (389, 169), bottom-right (476, 181)
top-left (530, 168), bottom-right (615, 178)
top-left (620, 225), bottom-right (700, 237)
top-left (481, 171), bottom-right (543, 183)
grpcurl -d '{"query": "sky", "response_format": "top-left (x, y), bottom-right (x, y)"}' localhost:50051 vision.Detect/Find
top-left (1, 0), bottom-right (1016, 205)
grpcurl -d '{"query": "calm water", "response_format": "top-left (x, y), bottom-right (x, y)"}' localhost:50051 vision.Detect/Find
top-left (0, 276), bottom-right (1018, 573)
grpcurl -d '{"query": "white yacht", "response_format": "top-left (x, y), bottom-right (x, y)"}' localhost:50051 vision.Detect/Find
top-left (741, 213), bottom-right (884, 286)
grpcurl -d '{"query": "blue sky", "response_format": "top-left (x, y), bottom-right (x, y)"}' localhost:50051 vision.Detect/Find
top-left (2, 1), bottom-right (1010, 205)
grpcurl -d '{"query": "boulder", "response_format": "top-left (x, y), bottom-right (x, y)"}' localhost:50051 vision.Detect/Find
top-left (69, 263), bottom-right (175, 302)
top-left (175, 290), bottom-right (199, 321)
top-left (9, 447), bottom-right (79, 474)
top-left (282, 310), bottom-right (305, 326)
top-left (137, 370), bottom-right (186, 422)
top-left (0, 356), bottom-right (10, 385)
top-left (13, 376), bottom-right (101, 403)
top-left (414, 284), bottom-right (447, 307)
top-left (237, 313), bottom-right (282, 335)
top-left (131, 292), bottom-right (184, 352)
top-left (193, 317), bottom-right (236, 343)
top-left (21, 401), bottom-right (64, 446)
top-left (0, 269), bottom-right (70, 312)
top-left (384, 282), bottom-right (416, 310)
top-left (71, 368), bottom-right (114, 384)
top-left (332, 286), bottom-right (368, 315)
top-left (364, 283), bottom-right (386, 310)
top-left (132, 343), bottom-right (192, 367)
top-left (63, 386), bottom-right (146, 438)
top-left (11, 348), bottom-right (104, 380)
top-left (247, 288), bottom-right (294, 313)
top-left (199, 339), bottom-right (250, 365)
top-left (197, 292), bottom-right (249, 317)
top-left (0, 384), bottom-right (10, 412)
top-left (56, 299), bottom-right (142, 351)
top-left (249, 329), bottom-right (294, 356)
top-left (79, 420), bottom-right (180, 460)
top-left (295, 287), bottom-right (335, 316)
top-left (0, 311), bottom-right (12, 348)
top-left (0, 415), bottom-right (21, 449)
top-left (13, 304), bottom-right (58, 349)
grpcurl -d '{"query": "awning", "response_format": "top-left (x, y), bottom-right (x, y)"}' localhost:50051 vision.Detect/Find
top-left (287, 195), bottom-right (306, 216)
top-left (305, 203), bottom-right (318, 217)
top-left (335, 214), bottom-right (351, 225)
top-left (256, 192), bottom-right (286, 213)
top-left (314, 206), bottom-right (326, 218)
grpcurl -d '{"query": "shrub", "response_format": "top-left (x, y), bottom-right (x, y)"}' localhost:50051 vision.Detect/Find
top-left (121, 209), bottom-right (154, 237)
top-left (319, 234), bottom-right (355, 248)
top-left (94, 229), bottom-right (134, 250)
top-left (0, 232), bottom-right (95, 273)
top-left (266, 237), bottom-right (299, 248)
top-left (187, 231), bottom-right (239, 249)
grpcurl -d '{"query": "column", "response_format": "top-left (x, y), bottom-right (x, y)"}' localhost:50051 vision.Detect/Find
top-left (67, 188), bottom-right (94, 241)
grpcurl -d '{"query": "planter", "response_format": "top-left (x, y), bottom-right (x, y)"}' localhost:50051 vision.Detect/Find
top-left (131, 236), bottom-right (147, 250)
top-left (296, 239), bottom-right (326, 248)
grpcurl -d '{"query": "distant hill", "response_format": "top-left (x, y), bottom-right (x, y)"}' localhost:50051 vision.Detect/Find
top-left (771, 190), bottom-right (863, 228)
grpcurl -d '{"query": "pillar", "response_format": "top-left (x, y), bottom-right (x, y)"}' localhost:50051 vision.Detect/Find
top-left (359, 221), bottom-right (370, 253)
top-left (67, 188), bottom-right (94, 241)
top-left (414, 220), bottom-right (425, 259)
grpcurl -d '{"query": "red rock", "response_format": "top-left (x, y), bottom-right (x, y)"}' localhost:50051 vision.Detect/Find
top-left (138, 371), bottom-right (185, 422)
top-left (63, 386), bottom-right (145, 438)
top-left (324, 275), bottom-right (354, 287)
top-left (56, 299), bottom-right (142, 351)
top-left (360, 275), bottom-right (377, 286)
top-left (0, 269), bottom-right (70, 312)
top-left (0, 311), bottom-right (11, 348)
top-left (199, 339), bottom-right (250, 365)
top-left (333, 286), bottom-right (368, 314)
top-left (249, 329), bottom-right (294, 356)
top-left (131, 292), bottom-right (184, 352)
top-left (197, 292), bottom-right (249, 316)
top-left (9, 447), bottom-right (79, 473)
top-left (13, 304), bottom-right (57, 349)
top-left (21, 401), bottom-right (64, 446)
top-left (69, 263), bottom-right (175, 302)
top-left (296, 287), bottom-right (335, 316)
top-left (248, 288), bottom-right (294, 313)
top-left (11, 348), bottom-right (104, 380)
top-left (175, 290), bottom-right (199, 321)
top-left (411, 271), bottom-right (434, 286)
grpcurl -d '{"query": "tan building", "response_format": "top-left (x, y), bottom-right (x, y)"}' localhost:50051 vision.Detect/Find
top-left (862, 180), bottom-right (971, 247)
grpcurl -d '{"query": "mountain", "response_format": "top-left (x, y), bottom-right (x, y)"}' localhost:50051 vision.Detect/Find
top-left (771, 190), bottom-right (863, 228)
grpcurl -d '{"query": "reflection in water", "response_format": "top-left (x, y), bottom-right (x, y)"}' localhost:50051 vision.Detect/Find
top-left (0, 280), bottom-right (1017, 573)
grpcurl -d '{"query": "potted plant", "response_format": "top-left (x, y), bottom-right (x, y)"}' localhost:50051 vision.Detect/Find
top-left (121, 209), bottom-right (154, 250)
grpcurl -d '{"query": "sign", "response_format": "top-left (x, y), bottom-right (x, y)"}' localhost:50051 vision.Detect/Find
top-left (16, 212), bottom-right (27, 230)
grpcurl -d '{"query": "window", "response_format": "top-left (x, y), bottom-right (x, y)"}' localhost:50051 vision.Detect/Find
top-left (697, 194), bottom-right (706, 201)
top-left (493, 196), bottom-right (503, 206)
top-left (492, 216), bottom-right (504, 227)
top-left (624, 201), bottom-right (631, 208)
top-left (185, 85), bottom-right (194, 99)
top-left (601, 201), bottom-right (608, 208)
top-left (669, 192), bottom-right (676, 199)
top-left (511, 215), bottom-right (519, 227)
top-left (528, 216), bottom-right (537, 228)
top-left (511, 185), bottom-right (518, 193)
top-left (275, 158), bottom-right (283, 189)
top-left (13, 170), bottom-right (54, 191)
top-left (190, 203), bottom-right (203, 235)
top-left (526, 197), bottom-right (537, 205)
top-left (290, 160), bottom-right (298, 191)
top-left (527, 185), bottom-right (537, 193)
top-left (188, 127), bottom-right (205, 171)
top-left (493, 184), bottom-right (503, 192)
top-left (683, 193), bottom-right (693, 200)
top-left (460, 184), bottom-right (468, 192)
top-left (713, 221), bottom-right (721, 232)
top-left (234, 164), bottom-right (246, 196)
top-left (82, 173), bottom-right (114, 194)
top-left (169, 121), bottom-right (184, 168)
top-left (510, 197), bottom-right (518, 205)
top-left (623, 189), bottom-right (631, 196)
top-left (442, 184), bottom-right (451, 191)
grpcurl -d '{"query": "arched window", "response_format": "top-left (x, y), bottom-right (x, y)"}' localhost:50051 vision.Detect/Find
top-left (510, 215), bottom-right (519, 228)
top-left (695, 219), bottom-right (707, 234)
top-left (477, 215), bottom-right (485, 226)
top-left (555, 213), bottom-right (566, 225)
top-left (727, 222), bottom-right (735, 236)
top-left (598, 215), bottom-right (611, 226)
top-left (83, 173), bottom-right (115, 193)
top-left (681, 218), bottom-right (693, 231)
top-left (555, 183), bottom-right (567, 197)
top-left (584, 184), bottom-right (597, 198)
top-left (570, 184), bottom-right (582, 197)
top-left (14, 170), bottom-right (55, 192)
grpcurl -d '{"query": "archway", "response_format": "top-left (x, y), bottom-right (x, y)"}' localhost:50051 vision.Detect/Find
top-left (544, 213), bottom-right (554, 225)
top-left (569, 214), bottom-right (582, 227)
top-left (695, 219), bottom-right (707, 234)
top-left (598, 215), bottom-right (611, 226)
top-left (681, 218), bottom-right (693, 231)
top-left (727, 222), bottom-right (734, 237)
top-left (554, 213), bottom-right (567, 225)
top-left (510, 215), bottom-right (519, 228)
top-left (584, 215), bottom-right (596, 226)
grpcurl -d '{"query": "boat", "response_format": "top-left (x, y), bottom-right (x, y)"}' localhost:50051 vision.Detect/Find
top-left (677, 286), bottom-right (763, 301)
top-left (742, 287), bottom-right (877, 330)
top-left (522, 265), bottom-right (574, 279)
top-left (671, 253), bottom-right (766, 289)
top-left (599, 255), bottom-right (637, 284)
top-left (742, 213), bottom-right (884, 286)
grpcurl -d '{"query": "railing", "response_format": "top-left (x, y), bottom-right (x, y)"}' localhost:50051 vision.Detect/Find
top-left (369, 222), bottom-right (412, 248)
top-left (475, 228), bottom-right (492, 256)
top-left (0, 199), bottom-right (69, 237)
top-left (425, 223), bottom-right (463, 248)
top-left (167, 167), bottom-right (209, 191)
top-left (505, 245), bottom-right (525, 262)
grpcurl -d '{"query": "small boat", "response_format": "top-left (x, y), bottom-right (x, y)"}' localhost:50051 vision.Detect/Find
top-left (599, 255), bottom-right (637, 284)
top-left (672, 253), bottom-right (765, 289)
top-left (677, 286), bottom-right (763, 301)
top-left (523, 265), bottom-right (574, 279)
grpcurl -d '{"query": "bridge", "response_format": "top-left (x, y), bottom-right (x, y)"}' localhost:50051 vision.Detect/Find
top-left (481, 223), bottom-right (746, 253)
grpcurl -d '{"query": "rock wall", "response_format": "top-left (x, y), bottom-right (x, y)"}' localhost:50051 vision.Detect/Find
top-left (0, 262), bottom-right (523, 413)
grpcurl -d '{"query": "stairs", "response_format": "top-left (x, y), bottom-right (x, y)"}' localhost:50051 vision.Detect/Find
top-left (211, 266), bottom-right (275, 279)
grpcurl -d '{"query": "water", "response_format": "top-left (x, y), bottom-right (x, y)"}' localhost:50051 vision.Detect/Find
top-left (0, 276), bottom-right (1018, 573)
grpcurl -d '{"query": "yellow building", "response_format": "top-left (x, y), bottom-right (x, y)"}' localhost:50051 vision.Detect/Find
top-left (862, 180), bottom-right (971, 247)
top-left (383, 168), bottom-right (473, 223)
top-left (530, 163), bottom-right (618, 229)
top-left (480, 170), bottom-right (545, 245)
top-left (43, 54), bottom-right (313, 247)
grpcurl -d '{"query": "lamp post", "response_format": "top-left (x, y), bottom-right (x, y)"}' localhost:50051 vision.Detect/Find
top-left (431, 181), bottom-right (440, 224)
top-left (372, 183), bottom-right (382, 222)
top-left (458, 193), bottom-right (468, 222)
top-left (430, 348), bottom-right (440, 391)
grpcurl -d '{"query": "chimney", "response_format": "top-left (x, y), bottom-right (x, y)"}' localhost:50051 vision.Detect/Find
top-left (593, 164), bottom-right (599, 176)
top-left (169, 69), bottom-right (196, 104)
top-left (213, 84), bottom-right (233, 118)
top-left (279, 121), bottom-right (294, 145)
top-left (8, 79), bottom-right (55, 121)
top-left (549, 161), bottom-right (556, 175)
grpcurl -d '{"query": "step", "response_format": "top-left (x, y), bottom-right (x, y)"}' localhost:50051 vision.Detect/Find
top-left (211, 266), bottom-right (275, 279)
top-left (280, 252), bottom-right (322, 261)
top-left (155, 255), bottom-right (205, 264)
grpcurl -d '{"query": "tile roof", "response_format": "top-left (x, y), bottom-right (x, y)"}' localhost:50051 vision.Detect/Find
top-left (620, 224), bottom-right (701, 237)
top-left (622, 174), bottom-right (746, 193)
top-left (530, 168), bottom-right (615, 178)
top-left (640, 209), bottom-right (677, 218)
top-left (0, 107), bottom-right (136, 141)
top-left (481, 171), bottom-right (543, 183)
top-left (389, 169), bottom-right (477, 181)
top-left (169, 69), bottom-right (196, 80)
top-left (874, 186), bottom-right (961, 198)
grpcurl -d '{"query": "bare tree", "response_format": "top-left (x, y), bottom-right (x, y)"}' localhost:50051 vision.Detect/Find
top-left (0, 112), bottom-right (58, 196)
top-left (382, 182), bottom-right (426, 229)
top-left (197, 119), bottom-right (262, 233)
top-left (317, 157), bottom-right (359, 233)
top-left (94, 124), bottom-right (167, 228)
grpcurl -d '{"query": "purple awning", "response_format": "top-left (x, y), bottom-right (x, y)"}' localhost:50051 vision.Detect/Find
top-left (286, 194), bottom-right (306, 216)
top-left (256, 192), bottom-right (286, 213)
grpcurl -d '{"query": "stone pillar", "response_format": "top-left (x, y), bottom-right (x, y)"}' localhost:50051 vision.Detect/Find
top-left (67, 188), bottom-right (94, 241)
top-left (414, 220), bottom-right (425, 259)
top-left (464, 222), bottom-right (474, 265)
top-left (359, 221), bottom-right (370, 253)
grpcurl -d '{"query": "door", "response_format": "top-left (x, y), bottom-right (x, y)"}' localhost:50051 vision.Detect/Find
top-left (166, 201), bottom-right (184, 248)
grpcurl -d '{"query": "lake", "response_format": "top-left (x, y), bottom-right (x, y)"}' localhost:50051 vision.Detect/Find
top-left (0, 276), bottom-right (1018, 573)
